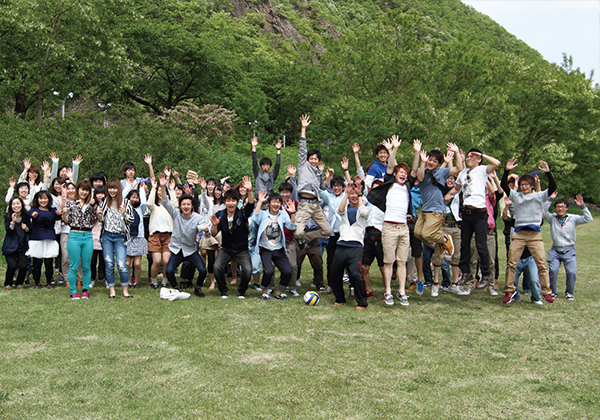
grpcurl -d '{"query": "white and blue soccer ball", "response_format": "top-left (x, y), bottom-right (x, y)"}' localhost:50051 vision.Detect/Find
top-left (303, 291), bottom-right (320, 306)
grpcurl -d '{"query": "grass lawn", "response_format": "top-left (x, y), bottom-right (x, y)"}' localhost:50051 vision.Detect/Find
top-left (1, 211), bottom-right (599, 419)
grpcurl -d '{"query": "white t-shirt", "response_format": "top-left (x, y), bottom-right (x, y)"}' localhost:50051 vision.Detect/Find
top-left (456, 165), bottom-right (488, 209)
top-left (384, 183), bottom-right (409, 223)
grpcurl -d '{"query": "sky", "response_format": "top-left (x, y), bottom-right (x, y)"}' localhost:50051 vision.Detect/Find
top-left (461, 0), bottom-right (599, 85)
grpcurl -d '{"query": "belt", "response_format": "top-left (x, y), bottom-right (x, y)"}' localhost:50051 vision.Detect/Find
top-left (71, 227), bottom-right (92, 232)
top-left (365, 235), bottom-right (381, 241)
top-left (464, 207), bottom-right (486, 214)
top-left (299, 196), bottom-right (318, 203)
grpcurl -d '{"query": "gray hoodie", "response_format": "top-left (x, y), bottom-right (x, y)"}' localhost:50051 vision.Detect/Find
top-left (544, 199), bottom-right (593, 251)
top-left (297, 136), bottom-right (327, 200)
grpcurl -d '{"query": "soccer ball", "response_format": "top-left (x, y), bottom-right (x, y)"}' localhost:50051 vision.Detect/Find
top-left (304, 291), bottom-right (320, 306)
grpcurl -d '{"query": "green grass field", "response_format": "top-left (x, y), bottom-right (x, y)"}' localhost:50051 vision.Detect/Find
top-left (1, 212), bottom-right (599, 419)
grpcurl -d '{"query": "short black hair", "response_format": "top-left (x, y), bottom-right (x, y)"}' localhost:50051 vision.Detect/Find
top-left (90, 172), bottom-right (108, 185)
top-left (554, 199), bottom-right (569, 208)
top-left (94, 186), bottom-right (105, 196)
top-left (122, 162), bottom-right (136, 173)
top-left (259, 157), bottom-right (272, 167)
top-left (224, 189), bottom-right (240, 202)
top-left (15, 182), bottom-right (30, 193)
top-left (268, 193), bottom-right (283, 203)
top-left (278, 182), bottom-right (293, 193)
top-left (374, 144), bottom-right (389, 156)
top-left (331, 176), bottom-right (346, 187)
top-left (307, 149), bottom-right (321, 161)
top-left (428, 149), bottom-right (443, 164)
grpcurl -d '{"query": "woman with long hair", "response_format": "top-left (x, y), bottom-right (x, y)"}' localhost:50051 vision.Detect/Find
top-left (63, 180), bottom-right (98, 300)
top-left (3, 198), bottom-right (31, 290)
top-left (147, 178), bottom-right (174, 289)
top-left (28, 190), bottom-right (61, 289)
top-left (125, 187), bottom-right (148, 288)
top-left (99, 179), bottom-right (134, 298)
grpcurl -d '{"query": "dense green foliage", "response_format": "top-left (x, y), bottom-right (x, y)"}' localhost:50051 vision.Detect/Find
top-left (1, 0), bottom-right (598, 200)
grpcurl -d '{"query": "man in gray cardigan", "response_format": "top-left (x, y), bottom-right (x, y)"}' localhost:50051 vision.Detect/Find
top-left (544, 194), bottom-right (593, 300)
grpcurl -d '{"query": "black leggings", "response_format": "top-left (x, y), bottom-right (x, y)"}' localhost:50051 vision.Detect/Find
top-left (32, 257), bottom-right (54, 285)
top-left (91, 249), bottom-right (105, 280)
top-left (5, 252), bottom-right (27, 287)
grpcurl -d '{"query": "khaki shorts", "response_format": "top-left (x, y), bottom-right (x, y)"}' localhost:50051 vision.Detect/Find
top-left (382, 222), bottom-right (410, 264)
top-left (148, 232), bottom-right (172, 253)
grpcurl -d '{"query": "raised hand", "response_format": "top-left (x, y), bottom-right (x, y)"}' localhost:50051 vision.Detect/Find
top-left (390, 134), bottom-right (401, 149)
top-left (326, 167), bottom-right (335, 178)
top-left (444, 151), bottom-right (454, 165)
top-left (41, 161), bottom-right (51, 178)
top-left (158, 173), bottom-right (168, 187)
top-left (169, 179), bottom-right (176, 190)
top-left (220, 175), bottom-right (230, 185)
top-left (164, 167), bottom-right (171, 179)
top-left (287, 165), bottom-right (296, 176)
top-left (447, 142), bottom-right (460, 154)
top-left (198, 177), bottom-right (207, 191)
top-left (506, 158), bottom-right (518, 171)
top-left (144, 154), bottom-right (152, 165)
top-left (275, 139), bottom-right (283, 150)
top-left (538, 160), bottom-right (550, 172)
top-left (286, 200), bottom-right (296, 213)
top-left (9, 177), bottom-right (15, 188)
top-left (49, 152), bottom-right (58, 161)
top-left (73, 155), bottom-right (83, 164)
top-left (251, 136), bottom-right (258, 148)
top-left (210, 214), bottom-right (220, 226)
top-left (550, 190), bottom-right (558, 199)
top-left (151, 178), bottom-right (157, 190)
top-left (183, 183), bottom-right (192, 196)
top-left (419, 150), bottom-right (428, 162)
top-left (300, 114), bottom-right (311, 128)
top-left (413, 139), bottom-right (422, 153)
top-left (23, 158), bottom-right (31, 171)
top-left (242, 175), bottom-right (253, 191)
top-left (65, 167), bottom-right (73, 181)
top-left (575, 194), bottom-right (584, 206)
top-left (381, 139), bottom-right (393, 152)
top-left (317, 162), bottom-right (325, 172)
top-left (352, 143), bottom-right (360, 154)
top-left (341, 157), bottom-right (349, 171)
top-left (257, 189), bottom-right (268, 203)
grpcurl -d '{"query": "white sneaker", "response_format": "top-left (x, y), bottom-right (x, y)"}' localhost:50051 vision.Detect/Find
top-left (296, 280), bottom-right (302, 287)
top-left (532, 300), bottom-right (544, 305)
top-left (450, 284), bottom-right (461, 294)
top-left (343, 273), bottom-right (350, 283)
top-left (431, 284), bottom-right (440, 297)
top-left (221, 295), bottom-right (229, 299)
top-left (289, 290), bottom-right (300, 297)
top-left (457, 286), bottom-right (472, 296)
top-left (399, 294), bottom-right (409, 306)
top-left (383, 293), bottom-right (394, 306)
top-left (488, 286), bottom-right (498, 296)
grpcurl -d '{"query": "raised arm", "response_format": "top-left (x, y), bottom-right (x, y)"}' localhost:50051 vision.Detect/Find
top-left (411, 139), bottom-right (421, 178)
top-left (72, 155), bottom-right (82, 184)
top-left (298, 114), bottom-right (311, 166)
top-left (539, 160), bottom-right (556, 196)
top-left (273, 139), bottom-right (282, 180)
top-left (144, 154), bottom-right (155, 182)
top-left (251, 137), bottom-right (259, 178)
top-left (447, 143), bottom-right (463, 176)
top-left (341, 157), bottom-right (352, 184)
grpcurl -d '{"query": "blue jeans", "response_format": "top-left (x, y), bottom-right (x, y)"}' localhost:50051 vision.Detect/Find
top-left (101, 231), bottom-right (129, 287)
top-left (548, 247), bottom-right (577, 295)
top-left (514, 256), bottom-right (541, 302)
top-left (166, 250), bottom-right (207, 290)
top-left (67, 231), bottom-right (94, 294)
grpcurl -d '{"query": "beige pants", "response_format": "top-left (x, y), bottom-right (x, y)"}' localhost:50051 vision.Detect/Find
top-left (504, 230), bottom-right (551, 295)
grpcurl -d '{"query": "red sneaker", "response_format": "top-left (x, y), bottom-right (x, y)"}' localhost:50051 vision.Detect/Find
top-left (544, 293), bottom-right (554, 303)
top-left (503, 291), bottom-right (517, 304)
top-left (366, 290), bottom-right (373, 298)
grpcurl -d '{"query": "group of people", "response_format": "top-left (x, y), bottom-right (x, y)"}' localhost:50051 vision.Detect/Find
top-left (2, 115), bottom-right (593, 307)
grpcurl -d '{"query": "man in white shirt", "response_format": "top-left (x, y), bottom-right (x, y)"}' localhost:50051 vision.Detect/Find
top-left (445, 148), bottom-right (500, 295)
